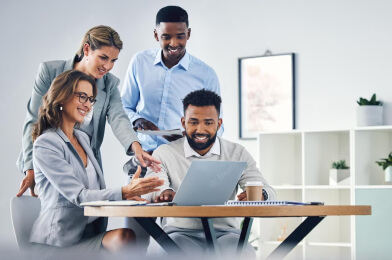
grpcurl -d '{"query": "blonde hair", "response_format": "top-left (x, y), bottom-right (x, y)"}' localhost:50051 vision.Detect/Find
top-left (32, 70), bottom-right (97, 142)
top-left (75, 25), bottom-right (123, 61)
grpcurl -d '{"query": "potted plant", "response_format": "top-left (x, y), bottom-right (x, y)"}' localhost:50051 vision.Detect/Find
top-left (329, 160), bottom-right (350, 185)
top-left (356, 93), bottom-right (383, 126)
top-left (375, 152), bottom-right (392, 183)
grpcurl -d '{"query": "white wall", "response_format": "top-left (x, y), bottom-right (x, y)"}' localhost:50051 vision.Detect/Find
top-left (1, 0), bottom-right (392, 249)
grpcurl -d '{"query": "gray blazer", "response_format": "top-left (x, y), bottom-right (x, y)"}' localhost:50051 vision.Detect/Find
top-left (18, 57), bottom-right (139, 172)
top-left (30, 128), bottom-right (122, 247)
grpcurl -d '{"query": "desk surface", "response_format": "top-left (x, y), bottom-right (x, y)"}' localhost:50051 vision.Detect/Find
top-left (84, 205), bottom-right (371, 218)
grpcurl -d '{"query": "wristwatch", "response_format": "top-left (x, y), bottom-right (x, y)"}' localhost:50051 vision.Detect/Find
top-left (262, 189), bottom-right (268, 201)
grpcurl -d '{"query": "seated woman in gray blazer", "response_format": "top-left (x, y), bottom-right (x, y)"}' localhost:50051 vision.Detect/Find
top-left (17, 25), bottom-right (160, 197)
top-left (30, 70), bottom-right (164, 253)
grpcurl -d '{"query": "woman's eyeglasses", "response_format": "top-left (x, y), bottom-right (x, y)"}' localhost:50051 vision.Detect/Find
top-left (74, 92), bottom-right (97, 106)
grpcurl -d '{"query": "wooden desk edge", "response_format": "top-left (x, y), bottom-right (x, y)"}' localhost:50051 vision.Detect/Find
top-left (84, 205), bottom-right (371, 218)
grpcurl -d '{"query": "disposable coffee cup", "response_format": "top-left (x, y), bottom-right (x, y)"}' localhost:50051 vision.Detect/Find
top-left (245, 181), bottom-right (263, 201)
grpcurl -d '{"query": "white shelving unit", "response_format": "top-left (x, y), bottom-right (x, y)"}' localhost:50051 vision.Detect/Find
top-left (256, 126), bottom-right (392, 260)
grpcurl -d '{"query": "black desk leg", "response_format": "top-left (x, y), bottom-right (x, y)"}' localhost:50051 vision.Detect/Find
top-left (236, 217), bottom-right (253, 255)
top-left (133, 217), bottom-right (183, 254)
top-left (267, 216), bottom-right (325, 260)
top-left (201, 217), bottom-right (218, 255)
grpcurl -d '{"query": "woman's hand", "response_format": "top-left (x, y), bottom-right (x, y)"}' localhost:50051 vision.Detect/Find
top-left (122, 166), bottom-right (164, 200)
top-left (16, 169), bottom-right (37, 197)
top-left (131, 142), bottom-right (161, 172)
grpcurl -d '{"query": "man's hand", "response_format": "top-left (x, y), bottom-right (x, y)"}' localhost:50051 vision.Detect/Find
top-left (131, 142), bottom-right (161, 172)
top-left (17, 169), bottom-right (37, 197)
top-left (162, 134), bottom-right (184, 142)
top-left (237, 191), bottom-right (247, 201)
top-left (133, 118), bottom-right (159, 131)
top-left (122, 166), bottom-right (164, 200)
top-left (154, 189), bottom-right (176, 202)
top-left (162, 130), bottom-right (185, 142)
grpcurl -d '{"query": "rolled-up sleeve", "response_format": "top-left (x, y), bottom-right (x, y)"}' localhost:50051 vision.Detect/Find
top-left (142, 152), bottom-right (172, 202)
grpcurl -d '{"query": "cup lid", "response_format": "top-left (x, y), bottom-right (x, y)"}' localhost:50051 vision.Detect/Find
top-left (245, 181), bottom-right (263, 186)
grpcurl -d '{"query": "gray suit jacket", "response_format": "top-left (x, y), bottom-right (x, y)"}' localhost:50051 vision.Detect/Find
top-left (18, 57), bottom-right (139, 172)
top-left (30, 128), bottom-right (122, 247)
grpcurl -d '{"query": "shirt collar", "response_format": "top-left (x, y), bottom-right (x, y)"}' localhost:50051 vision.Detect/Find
top-left (153, 49), bottom-right (189, 71)
top-left (183, 137), bottom-right (221, 158)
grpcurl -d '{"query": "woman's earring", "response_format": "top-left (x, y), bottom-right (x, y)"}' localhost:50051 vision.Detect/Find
top-left (60, 106), bottom-right (63, 111)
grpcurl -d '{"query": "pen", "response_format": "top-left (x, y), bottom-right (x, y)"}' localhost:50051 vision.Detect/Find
top-left (309, 202), bottom-right (324, 205)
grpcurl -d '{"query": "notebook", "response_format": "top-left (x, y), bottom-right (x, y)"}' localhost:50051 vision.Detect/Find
top-left (225, 200), bottom-right (324, 206)
top-left (80, 200), bottom-right (147, 207)
top-left (172, 161), bottom-right (247, 206)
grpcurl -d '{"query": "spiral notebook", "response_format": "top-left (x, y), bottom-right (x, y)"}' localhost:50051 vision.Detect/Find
top-left (225, 200), bottom-right (324, 206)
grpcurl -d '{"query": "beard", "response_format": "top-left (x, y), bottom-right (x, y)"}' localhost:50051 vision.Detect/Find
top-left (186, 132), bottom-right (217, 151)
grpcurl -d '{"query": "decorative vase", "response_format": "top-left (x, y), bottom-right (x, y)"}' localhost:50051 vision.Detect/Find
top-left (356, 106), bottom-right (383, 126)
top-left (329, 169), bottom-right (350, 185)
top-left (385, 166), bottom-right (392, 183)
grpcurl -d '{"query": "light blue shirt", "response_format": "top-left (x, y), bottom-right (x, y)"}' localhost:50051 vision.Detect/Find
top-left (121, 48), bottom-right (223, 151)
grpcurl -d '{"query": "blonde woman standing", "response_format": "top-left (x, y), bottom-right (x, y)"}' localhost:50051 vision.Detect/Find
top-left (17, 25), bottom-right (160, 197)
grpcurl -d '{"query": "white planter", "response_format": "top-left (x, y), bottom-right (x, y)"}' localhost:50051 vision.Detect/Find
top-left (329, 169), bottom-right (350, 185)
top-left (356, 106), bottom-right (383, 126)
top-left (385, 166), bottom-right (392, 183)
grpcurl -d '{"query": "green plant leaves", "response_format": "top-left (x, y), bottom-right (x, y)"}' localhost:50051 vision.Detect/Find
top-left (357, 93), bottom-right (382, 106)
top-left (331, 160), bottom-right (349, 169)
top-left (375, 152), bottom-right (392, 171)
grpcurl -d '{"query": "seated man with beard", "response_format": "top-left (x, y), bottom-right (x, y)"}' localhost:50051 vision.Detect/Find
top-left (144, 89), bottom-right (276, 257)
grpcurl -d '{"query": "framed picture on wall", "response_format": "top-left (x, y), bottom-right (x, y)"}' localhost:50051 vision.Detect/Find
top-left (239, 53), bottom-right (295, 139)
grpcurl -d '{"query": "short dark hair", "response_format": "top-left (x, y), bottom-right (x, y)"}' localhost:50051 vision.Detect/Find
top-left (156, 6), bottom-right (189, 27)
top-left (183, 89), bottom-right (222, 115)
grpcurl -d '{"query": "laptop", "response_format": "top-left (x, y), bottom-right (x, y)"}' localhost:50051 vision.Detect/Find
top-left (171, 160), bottom-right (247, 206)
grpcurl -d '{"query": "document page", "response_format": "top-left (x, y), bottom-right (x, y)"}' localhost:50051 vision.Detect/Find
top-left (137, 129), bottom-right (183, 136)
top-left (81, 200), bottom-right (147, 206)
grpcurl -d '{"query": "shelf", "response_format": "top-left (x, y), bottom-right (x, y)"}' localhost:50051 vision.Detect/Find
top-left (354, 125), bottom-right (392, 131)
top-left (307, 242), bottom-right (351, 247)
top-left (273, 185), bottom-right (303, 190)
top-left (258, 127), bottom-right (392, 259)
top-left (304, 131), bottom-right (350, 186)
top-left (354, 128), bottom-right (392, 185)
top-left (258, 132), bottom-right (302, 186)
top-left (261, 241), bottom-right (304, 246)
top-left (305, 185), bottom-right (350, 190)
top-left (355, 185), bottom-right (392, 189)
top-left (258, 130), bottom-right (303, 135)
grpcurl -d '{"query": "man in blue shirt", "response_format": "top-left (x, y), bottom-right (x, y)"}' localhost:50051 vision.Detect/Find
top-left (121, 7), bottom-right (223, 252)
top-left (121, 6), bottom-right (223, 156)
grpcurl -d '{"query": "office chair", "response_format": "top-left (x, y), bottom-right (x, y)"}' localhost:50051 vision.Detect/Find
top-left (10, 196), bottom-right (40, 250)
